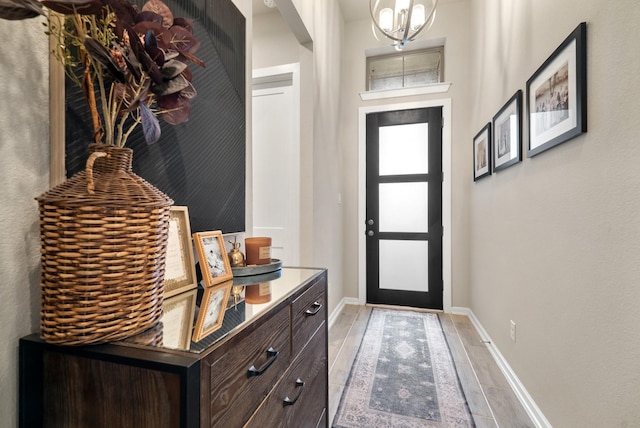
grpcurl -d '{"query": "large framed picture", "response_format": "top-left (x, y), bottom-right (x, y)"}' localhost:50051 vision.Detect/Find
top-left (473, 123), bottom-right (492, 181)
top-left (527, 22), bottom-right (587, 157)
top-left (193, 231), bottom-right (233, 286)
top-left (192, 281), bottom-right (232, 342)
top-left (492, 90), bottom-right (523, 172)
top-left (164, 206), bottom-right (198, 298)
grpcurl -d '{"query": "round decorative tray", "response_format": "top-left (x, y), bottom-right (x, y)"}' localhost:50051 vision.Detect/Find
top-left (232, 268), bottom-right (282, 286)
top-left (231, 259), bottom-right (282, 277)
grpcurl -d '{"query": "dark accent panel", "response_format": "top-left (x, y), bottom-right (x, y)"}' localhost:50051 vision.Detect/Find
top-left (64, 0), bottom-right (246, 234)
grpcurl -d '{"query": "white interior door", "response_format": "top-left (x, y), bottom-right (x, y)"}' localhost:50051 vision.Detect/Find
top-left (252, 65), bottom-right (300, 266)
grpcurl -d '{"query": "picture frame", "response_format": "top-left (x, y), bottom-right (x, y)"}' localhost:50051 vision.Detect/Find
top-left (492, 90), bottom-right (523, 172)
top-left (192, 281), bottom-right (232, 342)
top-left (473, 123), bottom-right (492, 181)
top-left (527, 22), bottom-right (587, 157)
top-left (161, 289), bottom-right (197, 350)
top-left (164, 206), bottom-right (198, 298)
top-left (193, 231), bottom-right (233, 286)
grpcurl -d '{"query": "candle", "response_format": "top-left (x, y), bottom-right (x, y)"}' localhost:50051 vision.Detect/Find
top-left (245, 237), bottom-right (272, 265)
top-left (245, 282), bottom-right (272, 304)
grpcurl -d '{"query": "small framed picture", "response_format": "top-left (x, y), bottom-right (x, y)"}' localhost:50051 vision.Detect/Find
top-left (527, 22), bottom-right (587, 157)
top-left (161, 289), bottom-right (197, 350)
top-left (164, 206), bottom-right (198, 298)
top-left (492, 90), bottom-right (523, 172)
top-left (193, 230), bottom-right (233, 286)
top-left (473, 123), bottom-right (491, 181)
top-left (192, 281), bottom-right (232, 342)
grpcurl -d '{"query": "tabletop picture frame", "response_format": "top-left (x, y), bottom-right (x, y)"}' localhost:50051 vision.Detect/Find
top-left (527, 22), bottom-right (587, 157)
top-left (473, 123), bottom-right (492, 181)
top-left (161, 289), bottom-right (197, 350)
top-left (192, 281), bottom-right (232, 342)
top-left (164, 206), bottom-right (198, 298)
top-left (193, 230), bottom-right (233, 286)
top-left (493, 90), bottom-right (523, 172)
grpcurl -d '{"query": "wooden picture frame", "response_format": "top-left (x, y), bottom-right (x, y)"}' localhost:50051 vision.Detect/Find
top-left (492, 90), bottom-right (523, 172)
top-left (161, 289), bottom-right (197, 350)
top-left (527, 22), bottom-right (587, 157)
top-left (192, 281), bottom-right (232, 342)
top-left (473, 123), bottom-right (492, 181)
top-left (164, 206), bottom-right (198, 298)
top-left (193, 231), bottom-right (233, 286)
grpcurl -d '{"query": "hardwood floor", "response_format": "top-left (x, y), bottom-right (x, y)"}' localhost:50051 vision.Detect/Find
top-left (328, 305), bottom-right (536, 427)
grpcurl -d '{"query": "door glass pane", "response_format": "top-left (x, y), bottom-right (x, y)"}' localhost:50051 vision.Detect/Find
top-left (379, 182), bottom-right (428, 232)
top-left (379, 240), bottom-right (428, 292)
top-left (379, 123), bottom-right (428, 175)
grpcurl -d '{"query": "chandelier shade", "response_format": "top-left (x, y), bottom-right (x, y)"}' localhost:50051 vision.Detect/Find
top-left (370, 0), bottom-right (438, 50)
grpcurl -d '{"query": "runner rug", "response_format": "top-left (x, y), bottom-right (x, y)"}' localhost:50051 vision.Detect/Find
top-left (333, 308), bottom-right (475, 427)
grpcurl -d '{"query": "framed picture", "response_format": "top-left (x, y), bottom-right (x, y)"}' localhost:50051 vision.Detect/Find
top-left (192, 281), bottom-right (232, 342)
top-left (492, 90), bottom-right (523, 172)
top-left (527, 22), bottom-right (587, 157)
top-left (473, 123), bottom-right (492, 181)
top-left (164, 207), bottom-right (198, 298)
top-left (161, 289), bottom-right (197, 350)
top-left (193, 231), bottom-right (233, 286)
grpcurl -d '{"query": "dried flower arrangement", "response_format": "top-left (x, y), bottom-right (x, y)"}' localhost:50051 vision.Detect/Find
top-left (0, 0), bottom-right (204, 146)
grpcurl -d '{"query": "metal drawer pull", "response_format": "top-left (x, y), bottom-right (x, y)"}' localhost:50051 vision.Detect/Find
top-left (247, 347), bottom-right (279, 377)
top-left (283, 378), bottom-right (305, 406)
top-left (305, 301), bottom-right (322, 316)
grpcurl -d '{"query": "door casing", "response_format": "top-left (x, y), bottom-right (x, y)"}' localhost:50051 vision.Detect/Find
top-left (358, 98), bottom-right (452, 312)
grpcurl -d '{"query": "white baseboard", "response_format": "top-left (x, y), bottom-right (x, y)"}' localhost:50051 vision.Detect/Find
top-left (328, 297), bottom-right (360, 330)
top-left (453, 306), bottom-right (551, 428)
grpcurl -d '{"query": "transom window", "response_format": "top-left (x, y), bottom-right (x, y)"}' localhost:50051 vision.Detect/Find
top-left (366, 47), bottom-right (444, 91)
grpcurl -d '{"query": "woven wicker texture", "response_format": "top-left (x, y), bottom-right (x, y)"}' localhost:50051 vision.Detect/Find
top-left (36, 145), bottom-right (173, 345)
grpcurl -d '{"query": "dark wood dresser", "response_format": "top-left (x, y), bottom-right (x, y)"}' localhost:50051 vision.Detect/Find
top-left (19, 268), bottom-right (328, 428)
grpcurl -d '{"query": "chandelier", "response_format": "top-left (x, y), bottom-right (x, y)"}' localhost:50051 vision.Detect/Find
top-left (370, 0), bottom-right (438, 50)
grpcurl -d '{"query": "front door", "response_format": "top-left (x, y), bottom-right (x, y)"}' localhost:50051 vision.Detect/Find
top-left (365, 107), bottom-right (443, 309)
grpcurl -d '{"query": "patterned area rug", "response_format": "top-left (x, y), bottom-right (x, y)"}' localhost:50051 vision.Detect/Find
top-left (333, 308), bottom-right (475, 427)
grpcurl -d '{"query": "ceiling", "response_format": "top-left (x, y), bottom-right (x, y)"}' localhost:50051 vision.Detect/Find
top-left (252, 0), bottom-right (451, 22)
top-left (251, 0), bottom-right (370, 20)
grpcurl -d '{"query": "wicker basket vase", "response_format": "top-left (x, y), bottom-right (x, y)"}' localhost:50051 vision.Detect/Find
top-left (36, 144), bottom-right (173, 345)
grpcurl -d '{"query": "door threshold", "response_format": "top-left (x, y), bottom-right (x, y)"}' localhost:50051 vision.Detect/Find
top-left (365, 303), bottom-right (444, 313)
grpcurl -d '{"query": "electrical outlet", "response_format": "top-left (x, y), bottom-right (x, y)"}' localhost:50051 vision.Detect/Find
top-left (510, 320), bottom-right (516, 342)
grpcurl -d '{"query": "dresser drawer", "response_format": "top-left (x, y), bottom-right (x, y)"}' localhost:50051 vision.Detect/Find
top-left (291, 278), bottom-right (326, 356)
top-left (204, 305), bottom-right (291, 427)
top-left (245, 325), bottom-right (327, 428)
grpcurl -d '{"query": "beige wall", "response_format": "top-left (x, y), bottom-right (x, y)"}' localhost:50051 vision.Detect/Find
top-left (468, 0), bottom-right (640, 426)
top-left (0, 18), bottom-right (50, 427)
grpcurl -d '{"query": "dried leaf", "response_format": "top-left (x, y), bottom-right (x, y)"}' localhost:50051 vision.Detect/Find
top-left (171, 17), bottom-right (192, 33)
top-left (41, 0), bottom-right (102, 15)
top-left (84, 37), bottom-right (125, 83)
top-left (135, 10), bottom-right (163, 25)
top-left (127, 26), bottom-right (162, 84)
top-left (141, 0), bottom-right (172, 28)
top-left (151, 73), bottom-right (188, 96)
top-left (158, 94), bottom-right (191, 125)
top-left (160, 59), bottom-right (186, 80)
top-left (0, 0), bottom-right (43, 20)
top-left (140, 103), bottom-right (161, 144)
top-left (168, 25), bottom-right (199, 53)
top-left (177, 80), bottom-right (196, 99)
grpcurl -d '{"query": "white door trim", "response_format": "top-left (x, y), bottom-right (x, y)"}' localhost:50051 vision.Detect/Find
top-left (358, 99), bottom-right (452, 313)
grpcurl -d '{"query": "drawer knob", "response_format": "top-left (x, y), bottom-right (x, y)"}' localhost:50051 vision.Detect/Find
top-left (247, 347), bottom-right (279, 377)
top-left (283, 378), bottom-right (305, 407)
top-left (305, 302), bottom-right (323, 316)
